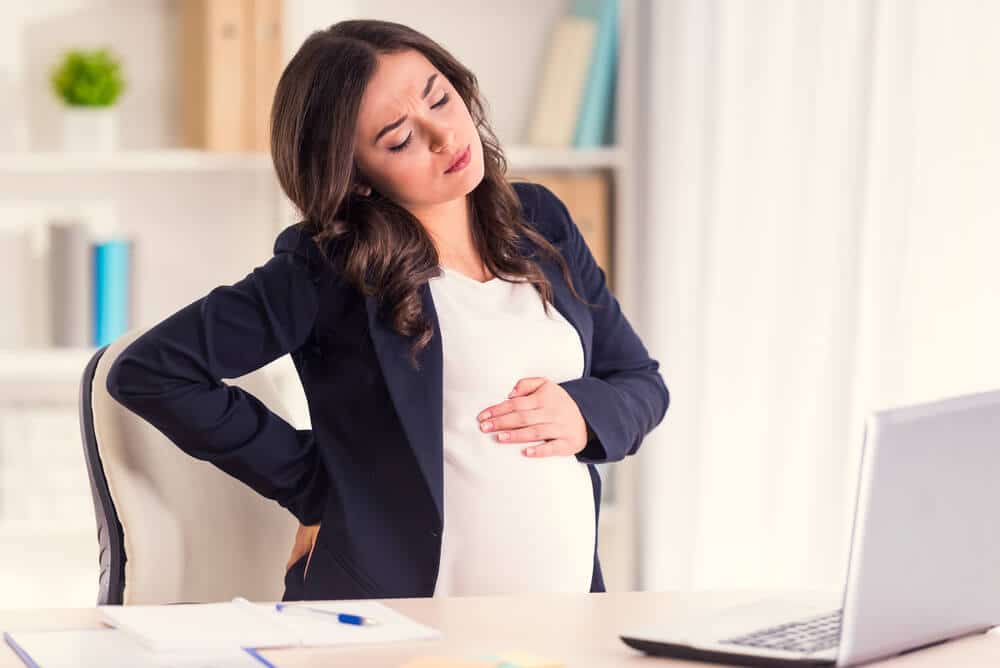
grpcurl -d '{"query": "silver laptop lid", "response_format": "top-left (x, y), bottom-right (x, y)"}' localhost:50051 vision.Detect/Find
top-left (838, 388), bottom-right (1000, 666)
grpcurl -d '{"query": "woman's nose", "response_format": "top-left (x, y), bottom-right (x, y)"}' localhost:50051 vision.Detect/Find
top-left (428, 124), bottom-right (455, 153)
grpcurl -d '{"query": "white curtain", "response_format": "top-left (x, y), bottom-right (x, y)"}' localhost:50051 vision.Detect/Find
top-left (634, 0), bottom-right (1000, 593)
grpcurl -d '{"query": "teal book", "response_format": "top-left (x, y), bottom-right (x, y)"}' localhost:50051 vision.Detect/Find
top-left (572, 0), bottom-right (619, 147)
top-left (94, 239), bottom-right (131, 347)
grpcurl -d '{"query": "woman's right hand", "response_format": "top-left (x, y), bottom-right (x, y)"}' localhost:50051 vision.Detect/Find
top-left (287, 522), bottom-right (321, 577)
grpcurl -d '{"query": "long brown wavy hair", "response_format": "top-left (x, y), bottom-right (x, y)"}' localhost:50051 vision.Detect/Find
top-left (269, 19), bottom-right (587, 369)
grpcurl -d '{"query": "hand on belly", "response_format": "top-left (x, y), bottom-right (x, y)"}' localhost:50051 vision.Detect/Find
top-left (475, 376), bottom-right (591, 459)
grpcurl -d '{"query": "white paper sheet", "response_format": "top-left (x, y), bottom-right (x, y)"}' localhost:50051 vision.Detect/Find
top-left (3, 629), bottom-right (264, 668)
top-left (98, 599), bottom-right (441, 652)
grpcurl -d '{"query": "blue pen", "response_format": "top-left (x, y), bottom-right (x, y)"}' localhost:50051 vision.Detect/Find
top-left (274, 602), bottom-right (379, 626)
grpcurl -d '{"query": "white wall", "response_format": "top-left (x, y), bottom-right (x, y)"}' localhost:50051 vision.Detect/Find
top-left (635, 0), bottom-right (1000, 594)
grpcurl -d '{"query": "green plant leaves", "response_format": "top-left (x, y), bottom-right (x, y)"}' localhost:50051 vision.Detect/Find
top-left (50, 48), bottom-right (126, 107)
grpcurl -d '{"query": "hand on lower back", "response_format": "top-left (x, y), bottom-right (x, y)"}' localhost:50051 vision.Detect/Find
top-left (287, 522), bottom-right (320, 575)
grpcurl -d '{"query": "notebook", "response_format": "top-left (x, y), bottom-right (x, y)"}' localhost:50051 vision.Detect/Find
top-left (3, 629), bottom-right (264, 668)
top-left (98, 598), bottom-right (442, 652)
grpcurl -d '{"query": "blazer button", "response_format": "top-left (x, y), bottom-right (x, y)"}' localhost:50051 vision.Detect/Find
top-left (429, 529), bottom-right (440, 538)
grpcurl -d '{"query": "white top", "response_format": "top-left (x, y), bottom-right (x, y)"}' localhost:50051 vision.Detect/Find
top-left (428, 265), bottom-right (596, 597)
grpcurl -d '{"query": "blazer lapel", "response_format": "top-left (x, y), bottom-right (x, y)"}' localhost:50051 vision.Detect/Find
top-left (365, 286), bottom-right (444, 525)
top-left (364, 249), bottom-right (592, 528)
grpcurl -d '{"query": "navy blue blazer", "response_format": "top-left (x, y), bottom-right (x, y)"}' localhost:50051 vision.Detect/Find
top-left (105, 181), bottom-right (669, 601)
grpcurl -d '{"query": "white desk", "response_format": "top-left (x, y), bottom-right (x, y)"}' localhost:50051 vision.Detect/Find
top-left (2, 591), bottom-right (998, 667)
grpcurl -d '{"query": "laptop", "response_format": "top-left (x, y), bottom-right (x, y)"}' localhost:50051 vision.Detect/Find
top-left (621, 388), bottom-right (1000, 667)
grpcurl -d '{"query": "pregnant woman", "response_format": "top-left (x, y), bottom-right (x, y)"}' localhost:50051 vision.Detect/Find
top-left (106, 19), bottom-right (669, 601)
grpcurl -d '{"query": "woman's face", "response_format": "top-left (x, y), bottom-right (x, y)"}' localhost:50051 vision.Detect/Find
top-left (353, 49), bottom-right (485, 214)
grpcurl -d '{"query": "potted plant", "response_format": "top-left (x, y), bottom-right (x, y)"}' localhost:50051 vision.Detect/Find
top-left (50, 48), bottom-right (126, 152)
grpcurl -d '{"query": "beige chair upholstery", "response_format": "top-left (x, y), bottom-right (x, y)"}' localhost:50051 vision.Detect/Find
top-left (83, 327), bottom-right (299, 604)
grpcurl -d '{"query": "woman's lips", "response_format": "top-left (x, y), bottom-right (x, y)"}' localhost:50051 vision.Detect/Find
top-left (445, 144), bottom-right (471, 174)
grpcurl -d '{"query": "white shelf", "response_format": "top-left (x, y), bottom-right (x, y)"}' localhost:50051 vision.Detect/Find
top-left (0, 149), bottom-right (274, 174)
top-left (506, 145), bottom-right (624, 171)
top-left (0, 348), bottom-right (98, 382)
top-left (0, 348), bottom-right (98, 402)
top-left (0, 146), bottom-right (622, 175)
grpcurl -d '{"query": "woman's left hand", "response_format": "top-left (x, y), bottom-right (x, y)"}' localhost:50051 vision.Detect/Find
top-left (477, 377), bottom-right (591, 458)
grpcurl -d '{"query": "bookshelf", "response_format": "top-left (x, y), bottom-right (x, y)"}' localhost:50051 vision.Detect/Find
top-left (0, 150), bottom-right (273, 174)
top-left (0, 0), bottom-right (642, 597)
top-left (0, 145), bottom-right (623, 175)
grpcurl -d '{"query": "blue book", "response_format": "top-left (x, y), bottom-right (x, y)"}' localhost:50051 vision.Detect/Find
top-left (93, 239), bottom-right (131, 347)
top-left (572, 0), bottom-right (619, 147)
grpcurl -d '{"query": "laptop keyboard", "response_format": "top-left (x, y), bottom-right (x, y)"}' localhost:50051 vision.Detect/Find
top-left (722, 609), bottom-right (842, 654)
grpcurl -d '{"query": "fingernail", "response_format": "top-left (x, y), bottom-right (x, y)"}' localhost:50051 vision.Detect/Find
top-left (478, 411), bottom-right (490, 420)
top-left (498, 432), bottom-right (509, 441)
top-left (480, 421), bottom-right (492, 431)
top-left (524, 447), bottom-right (534, 456)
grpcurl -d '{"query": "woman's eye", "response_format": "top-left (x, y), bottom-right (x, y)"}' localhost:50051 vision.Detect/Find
top-left (389, 134), bottom-right (411, 152)
top-left (387, 94), bottom-right (449, 153)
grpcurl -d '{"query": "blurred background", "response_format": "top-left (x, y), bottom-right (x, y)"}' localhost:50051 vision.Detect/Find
top-left (0, 0), bottom-right (997, 608)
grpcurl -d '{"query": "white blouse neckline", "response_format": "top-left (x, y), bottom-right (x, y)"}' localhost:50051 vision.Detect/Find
top-left (438, 264), bottom-right (501, 286)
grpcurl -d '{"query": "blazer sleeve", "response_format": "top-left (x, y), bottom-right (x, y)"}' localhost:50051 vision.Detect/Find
top-left (104, 225), bottom-right (328, 525)
top-left (536, 184), bottom-right (670, 464)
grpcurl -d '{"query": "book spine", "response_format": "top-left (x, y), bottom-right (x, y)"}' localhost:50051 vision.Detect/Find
top-left (247, 0), bottom-right (284, 152)
top-left (573, 0), bottom-right (619, 147)
top-left (48, 220), bottom-right (92, 348)
top-left (180, 0), bottom-right (251, 151)
top-left (93, 239), bottom-right (131, 347)
top-left (526, 16), bottom-right (599, 147)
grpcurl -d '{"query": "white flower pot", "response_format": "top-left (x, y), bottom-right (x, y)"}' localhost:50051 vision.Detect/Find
top-left (62, 107), bottom-right (118, 152)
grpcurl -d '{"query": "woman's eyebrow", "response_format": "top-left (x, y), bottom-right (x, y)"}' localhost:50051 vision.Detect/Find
top-left (373, 73), bottom-right (438, 145)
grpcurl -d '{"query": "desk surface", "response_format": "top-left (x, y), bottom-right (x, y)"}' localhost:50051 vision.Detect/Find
top-left (1, 591), bottom-right (998, 667)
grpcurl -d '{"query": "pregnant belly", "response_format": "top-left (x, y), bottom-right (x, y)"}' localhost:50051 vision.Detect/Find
top-left (436, 443), bottom-right (597, 596)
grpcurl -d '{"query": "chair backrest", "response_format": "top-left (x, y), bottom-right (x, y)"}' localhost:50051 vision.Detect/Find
top-left (79, 327), bottom-right (299, 605)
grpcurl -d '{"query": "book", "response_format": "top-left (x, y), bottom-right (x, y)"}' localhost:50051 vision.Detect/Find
top-left (525, 16), bottom-right (598, 147)
top-left (572, 0), bottom-right (619, 147)
top-left (93, 238), bottom-right (131, 347)
top-left (0, 218), bottom-right (51, 349)
top-left (179, 0), bottom-right (251, 151)
top-left (99, 598), bottom-right (442, 653)
top-left (246, 0), bottom-right (284, 152)
top-left (180, 0), bottom-right (284, 152)
top-left (48, 219), bottom-right (93, 347)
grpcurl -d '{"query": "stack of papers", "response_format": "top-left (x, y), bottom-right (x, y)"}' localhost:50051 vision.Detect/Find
top-left (4, 599), bottom-right (441, 667)
top-left (99, 599), bottom-right (441, 651)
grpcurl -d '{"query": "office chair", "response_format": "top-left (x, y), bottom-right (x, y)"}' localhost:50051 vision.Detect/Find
top-left (79, 327), bottom-right (300, 605)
